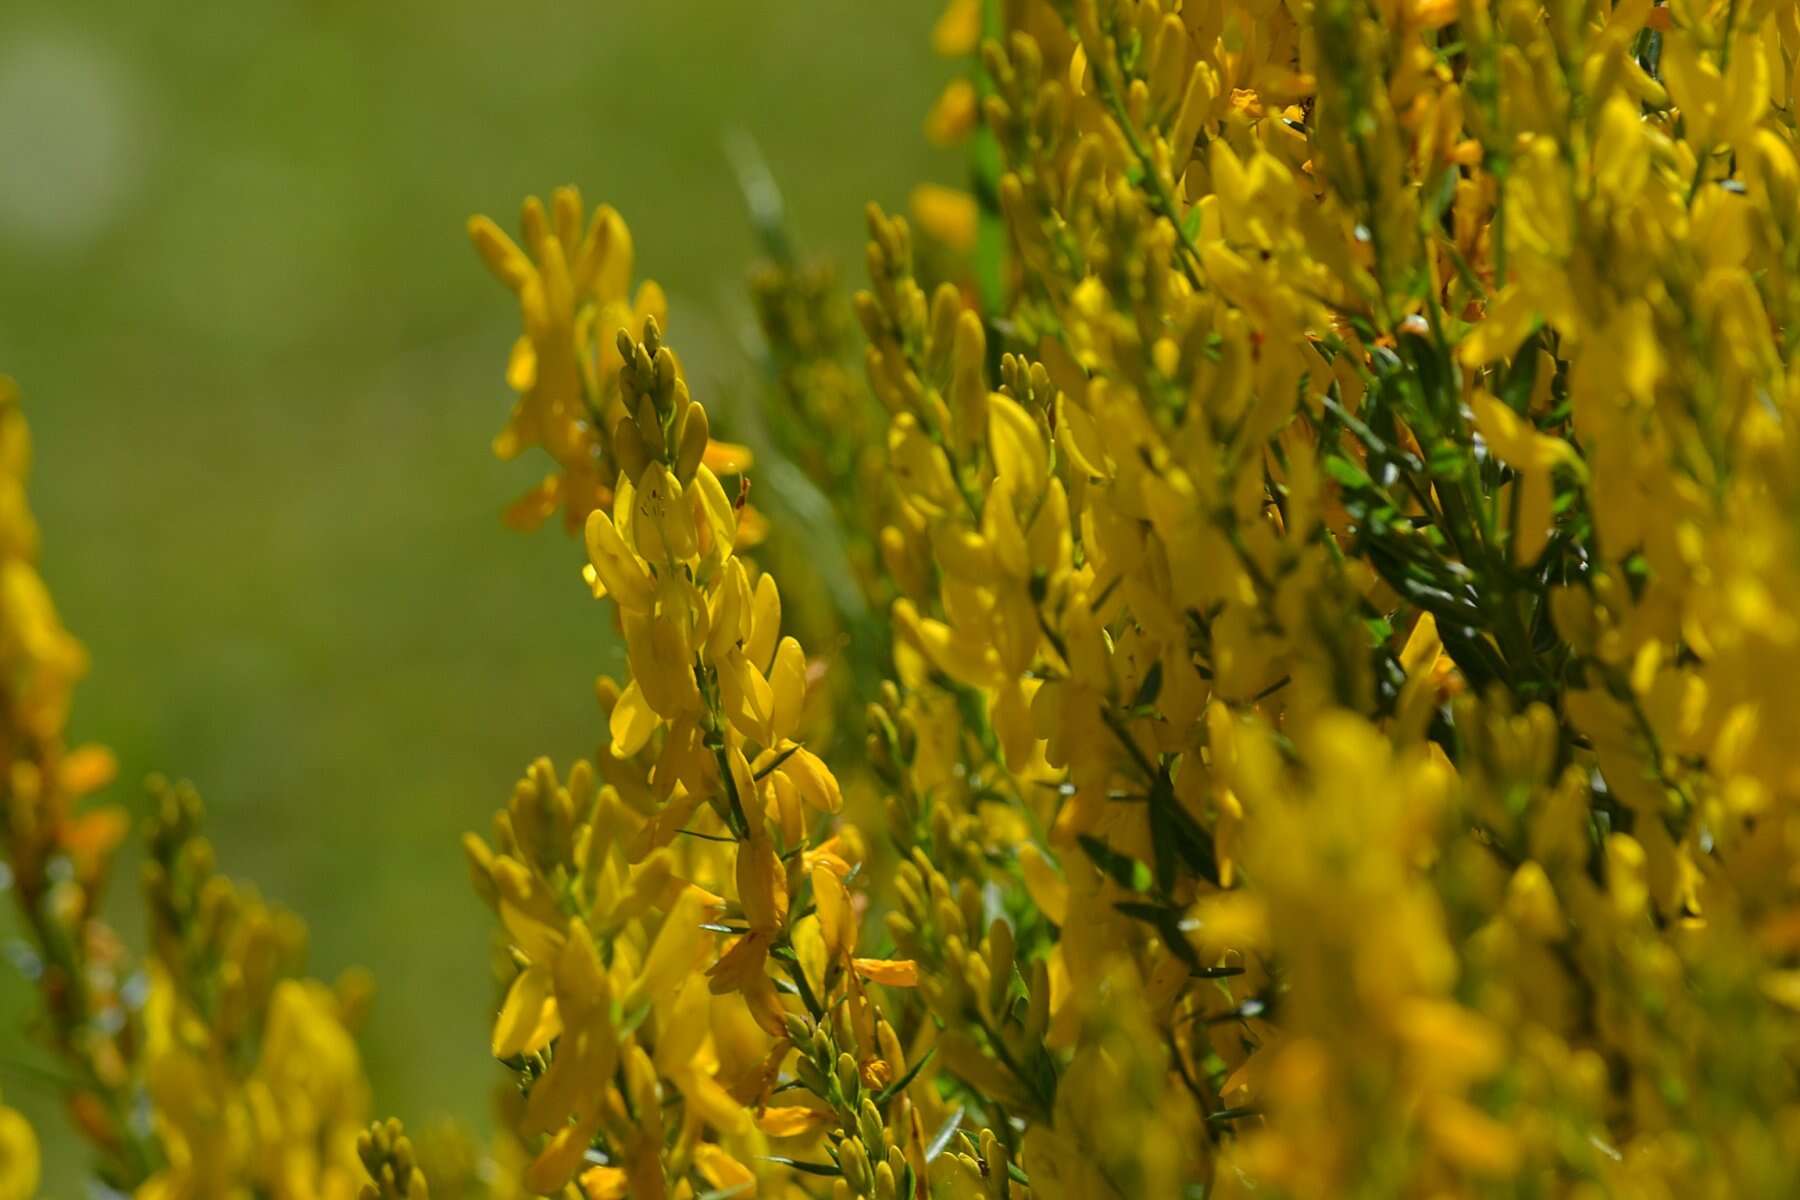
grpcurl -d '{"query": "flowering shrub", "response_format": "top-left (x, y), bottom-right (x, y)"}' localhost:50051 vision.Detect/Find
top-left (11, 0), bottom-right (1800, 1195)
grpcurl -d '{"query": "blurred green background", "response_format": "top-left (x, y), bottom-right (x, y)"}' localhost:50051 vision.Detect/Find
top-left (0, 1), bottom-right (950, 1186)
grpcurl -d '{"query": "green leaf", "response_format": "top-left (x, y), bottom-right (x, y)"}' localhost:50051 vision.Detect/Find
top-left (1498, 340), bottom-right (1541, 412)
top-left (1114, 900), bottom-right (1202, 971)
top-left (1150, 772), bottom-right (1221, 887)
top-left (615, 997), bottom-right (654, 1038)
top-left (1324, 454), bottom-right (1374, 490)
top-left (925, 1106), bottom-right (965, 1163)
top-left (1427, 442), bottom-right (1471, 478)
top-left (1207, 1105), bottom-right (1262, 1123)
top-left (875, 1046), bottom-right (936, 1104)
top-left (1077, 835), bottom-right (1151, 892)
top-left (697, 1185), bottom-right (755, 1200)
top-left (1425, 166), bottom-right (1459, 224)
top-left (1148, 792), bottom-right (1178, 894)
top-left (760, 1157), bottom-right (842, 1177)
top-left (1131, 659), bottom-right (1164, 709)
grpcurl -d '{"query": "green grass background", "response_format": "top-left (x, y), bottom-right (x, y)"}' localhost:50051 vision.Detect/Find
top-left (0, 1), bottom-right (950, 1187)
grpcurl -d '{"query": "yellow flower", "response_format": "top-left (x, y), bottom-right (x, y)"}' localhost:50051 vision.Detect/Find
top-left (909, 183), bottom-right (979, 252)
top-left (0, 1101), bottom-right (38, 1200)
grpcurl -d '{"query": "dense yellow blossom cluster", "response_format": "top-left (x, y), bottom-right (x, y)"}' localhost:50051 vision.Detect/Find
top-left (0, 380), bottom-right (376, 1199)
top-left (14, 0), bottom-right (1800, 1196)
top-left (456, 0), bottom-right (1800, 1193)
